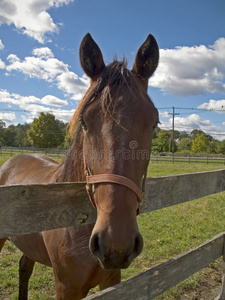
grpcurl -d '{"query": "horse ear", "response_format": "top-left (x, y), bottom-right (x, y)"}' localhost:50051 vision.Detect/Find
top-left (132, 34), bottom-right (159, 83)
top-left (79, 33), bottom-right (105, 80)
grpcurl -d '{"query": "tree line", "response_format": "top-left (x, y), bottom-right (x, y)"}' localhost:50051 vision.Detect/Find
top-left (1, 112), bottom-right (225, 154)
top-left (0, 113), bottom-right (67, 148)
top-left (152, 128), bottom-right (225, 155)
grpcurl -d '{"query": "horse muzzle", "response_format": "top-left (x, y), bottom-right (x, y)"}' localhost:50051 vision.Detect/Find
top-left (89, 230), bottom-right (143, 269)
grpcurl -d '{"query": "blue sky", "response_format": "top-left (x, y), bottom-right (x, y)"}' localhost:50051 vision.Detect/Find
top-left (0, 0), bottom-right (225, 139)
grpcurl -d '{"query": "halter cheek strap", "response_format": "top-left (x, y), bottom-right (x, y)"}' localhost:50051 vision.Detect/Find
top-left (83, 141), bottom-right (146, 215)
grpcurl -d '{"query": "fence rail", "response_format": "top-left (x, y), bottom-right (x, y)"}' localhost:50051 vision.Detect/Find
top-left (1, 169), bottom-right (225, 238)
top-left (0, 146), bottom-right (66, 158)
top-left (151, 154), bottom-right (225, 164)
top-left (1, 169), bottom-right (225, 298)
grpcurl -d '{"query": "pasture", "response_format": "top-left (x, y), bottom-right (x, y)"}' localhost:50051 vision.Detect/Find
top-left (0, 155), bottom-right (225, 299)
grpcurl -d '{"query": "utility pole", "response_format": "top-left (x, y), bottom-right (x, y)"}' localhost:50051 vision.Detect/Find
top-left (170, 107), bottom-right (180, 155)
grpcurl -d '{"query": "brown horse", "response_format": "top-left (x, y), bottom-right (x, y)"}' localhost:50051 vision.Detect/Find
top-left (0, 33), bottom-right (159, 299)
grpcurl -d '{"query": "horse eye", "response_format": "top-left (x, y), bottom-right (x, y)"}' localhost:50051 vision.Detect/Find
top-left (80, 118), bottom-right (88, 131)
top-left (153, 120), bottom-right (160, 130)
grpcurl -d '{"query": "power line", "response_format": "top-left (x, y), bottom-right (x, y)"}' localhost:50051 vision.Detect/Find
top-left (174, 107), bottom-right (225, 112)
top-left (1, 106), bottom-right (225, 113)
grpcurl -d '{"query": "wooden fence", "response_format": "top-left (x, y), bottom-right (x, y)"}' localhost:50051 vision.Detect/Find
top-left (1, 169), bottom-right (225, 299)
top-left (151, 153), bottom-right (225, 165)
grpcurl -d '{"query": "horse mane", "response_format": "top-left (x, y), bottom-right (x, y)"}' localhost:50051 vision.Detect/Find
top-left (57, 58), bottom-right (141, 182)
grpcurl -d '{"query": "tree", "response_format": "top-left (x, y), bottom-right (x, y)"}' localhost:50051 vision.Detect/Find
top-left (16, 124), bottom-right (31, 147)
top-left (179, 131), bottom-right (190, 141)
top-left (177, 138), bottom-right (192, 152)
top-left (27, 113), bottom-right (65, 148)
top-left (155, 130), bottom-right (171, 152)
top-left (1, 125), bottom-right (17, 146)
top-left (0, 120), bottom-right (6, 144)
top-left (168, 129), bottom-right (180, 140)
top-left (191, 133), bottom-right (211, 153)
top-left (190, 129), bottom-right (213, 142)
top-left (190, 129), bottom-right (205, 140)
top-left (215, 140), bottom-right (225, 154)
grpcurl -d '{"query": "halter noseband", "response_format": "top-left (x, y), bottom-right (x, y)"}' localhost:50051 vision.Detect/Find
top-left (83, 141), bottom-right (147, 215)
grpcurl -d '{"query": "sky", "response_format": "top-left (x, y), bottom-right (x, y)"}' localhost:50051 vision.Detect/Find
top-left (0, 0), bottom-right (225, 140)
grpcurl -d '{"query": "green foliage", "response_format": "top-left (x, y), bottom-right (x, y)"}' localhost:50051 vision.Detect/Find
top-left (15, 124), bottom-right (31, 147)
top-left (27, 113), bottom-right (65, 148)
top-left (215, 140), bottom-right (225, 154)
top-left (0, 122), bottom-right (31, 147)
top-left (152, 127), bottom-right (225, 155)
top-left (191, 133), bottom-right (211, 153)
top-left (154, 130), bottom-right (171, 152)
top-left (1, 125), bottom-right (18, 147)
top-left (0, 120), bottom-right (6, 144)
top-left (177, 137), bottom-right (192, 152)
top-left (190, 129), bottom-right (213, 142)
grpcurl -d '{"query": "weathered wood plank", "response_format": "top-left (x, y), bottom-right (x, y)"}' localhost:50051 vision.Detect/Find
top-left (143, 169), bottom-right (225, 213)
top-left (84, 232), bottom-right (225, 300)
top-left (0, 169), bottom-right (225, 238)
top-left (0, 182), bottom-right (96, 238)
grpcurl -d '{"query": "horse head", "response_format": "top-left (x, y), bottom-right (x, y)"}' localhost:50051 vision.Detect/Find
top-left (79, 33), bottom-right (159, 269)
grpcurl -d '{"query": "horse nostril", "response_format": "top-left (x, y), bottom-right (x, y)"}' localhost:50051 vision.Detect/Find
top-left (89, 233), bottom-right (101, 258)
top-left (134, 233), bottom-right (144, 256)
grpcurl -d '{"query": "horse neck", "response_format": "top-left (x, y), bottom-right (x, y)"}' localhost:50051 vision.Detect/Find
top-left (57, 135), bottom-right (85, 183)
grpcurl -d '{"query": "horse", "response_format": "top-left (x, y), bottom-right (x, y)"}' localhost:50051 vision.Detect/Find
top-left (0, 33), bottom-right (159, 300)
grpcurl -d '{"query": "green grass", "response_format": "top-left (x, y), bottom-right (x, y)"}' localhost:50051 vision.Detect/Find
top-left (0, 155), bottom-right (225, 299)
top-left (0, 156), bottom-right (12, 166)
top-left (0, 242), bottom-right (55, 300)
top-left (148, 160), bottom-right (224, 177)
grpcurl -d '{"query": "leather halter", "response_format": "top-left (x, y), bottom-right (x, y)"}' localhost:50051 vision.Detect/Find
top-left (83, 141), bottom-right (147, 215)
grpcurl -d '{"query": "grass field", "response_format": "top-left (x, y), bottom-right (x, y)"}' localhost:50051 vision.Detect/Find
top-left (0, 154), bottom-right (225, 299)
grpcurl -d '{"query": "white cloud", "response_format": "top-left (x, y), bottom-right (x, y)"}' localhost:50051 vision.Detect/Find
top-left (0, 112), bottom-right (16, 123)
top-left (50, 108), bottom-right (75, 123)
top-left (20, 108), bottom-right (74, 124)
top-left (197, 99), bottom-right (225, 113)
top-left (0, 39), bottom-right (4, 50)
top-left (0, 59), bottom-right (5, 69)
top-left (0, 89), bottom-right (74, 123)
top-left (20, 106), bottom-right (74, 123)
top-left (57, 72), bottom-right (90, 100)
top-left (151, 38), bottom-right (225, 96)
top-left (0, 0), bottom-right (74, 43)
top-left (160, 113), bottom-right (225, 140)
top-left (41, 95), bottom-right (68, 107)
top-left (7, 54), bottom-right (20, 63)
top-left (159, 111), bottom-right (171, 119)
top-left (0, 89), bottom-right (68, 108)
top-left (6, 54), bottom-right (69, 81)
top-left (32, 47), bottom-right (54, 59)
top-left (5, 48), bottom-right (89, 99)
top-left (0, 40), bottom-right (6, 68)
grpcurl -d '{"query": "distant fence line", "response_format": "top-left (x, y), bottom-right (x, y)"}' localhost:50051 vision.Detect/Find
top-left (1, 146), bottom-right (225, 164)
top-left (0, 146), bottom-right (67, 158)
top-left (151, 153), bottom-right (225, 164)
